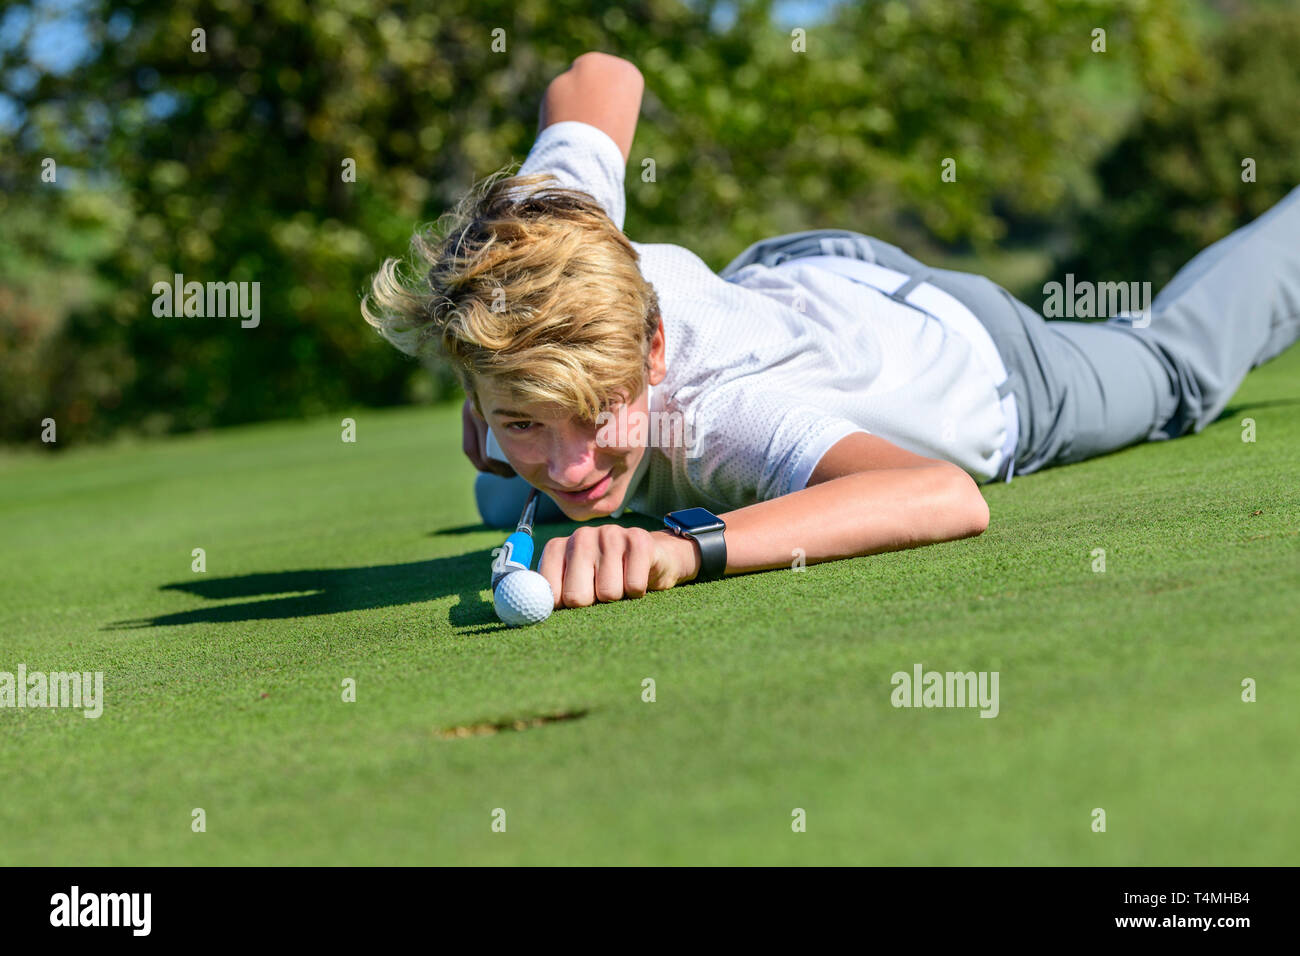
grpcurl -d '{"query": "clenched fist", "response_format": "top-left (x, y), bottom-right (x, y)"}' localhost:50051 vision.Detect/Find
top-left (538, 524), bottom-right (701, 608)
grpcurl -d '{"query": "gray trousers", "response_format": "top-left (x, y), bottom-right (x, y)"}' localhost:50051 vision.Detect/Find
top-left (476, 187), bottom-right (1300, 525)
top-left (720, 184), bottom-right (1300, 475)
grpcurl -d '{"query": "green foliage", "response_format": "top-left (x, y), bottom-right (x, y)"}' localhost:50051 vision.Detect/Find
top-left (0, 0), bottom-right (1223, 446)
top-left (1, 0), bottom-right (719, 443)
top-left (1057, 5), bottom-right (1300, 288)
top-left (636, 0), bottom-right (1199, 263)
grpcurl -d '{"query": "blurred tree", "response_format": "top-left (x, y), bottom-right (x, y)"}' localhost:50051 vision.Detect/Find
top-left (0, 0), bottom-right (1203, 445)
top-left (1055, 5), bottom-right (1300, 290)
top-left (634, 0), bottom-right (1200, 262)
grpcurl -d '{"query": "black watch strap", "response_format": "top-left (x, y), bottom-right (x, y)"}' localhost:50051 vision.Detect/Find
top-left (664, 509), bottom-right (727, 583)
top-left (690, 527), bottom-right (727, 582)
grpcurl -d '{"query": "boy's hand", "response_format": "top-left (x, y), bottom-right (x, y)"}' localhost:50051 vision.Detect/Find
top-left (539, 52), bottom-right (644, 164)
top-left (538, 526), bottom-right (701, 608)
top-left (461, 398), bottom-right (515, 477)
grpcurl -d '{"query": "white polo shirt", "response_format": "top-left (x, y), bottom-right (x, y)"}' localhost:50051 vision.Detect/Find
top-left (516, 121), bottom-right (1012, 517)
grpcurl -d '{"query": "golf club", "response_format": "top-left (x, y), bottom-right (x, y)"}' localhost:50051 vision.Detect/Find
top-left (490, 486), bottom-right (538, 588)
top-left (490, 487), bottom-right (554, 627)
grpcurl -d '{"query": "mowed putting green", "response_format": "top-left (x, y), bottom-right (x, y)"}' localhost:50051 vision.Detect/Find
top-left (1, 347), bottom-right (1297, 866)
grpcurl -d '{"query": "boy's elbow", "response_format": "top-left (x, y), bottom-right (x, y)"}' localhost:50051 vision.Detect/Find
top-left (968, 487), bottom-right (991, 537)
top-left (941, 462), bottom-right (989, 539)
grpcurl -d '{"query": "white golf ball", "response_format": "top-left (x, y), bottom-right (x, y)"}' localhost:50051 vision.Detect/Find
top-left (493, 570), bottom-right (554, 627)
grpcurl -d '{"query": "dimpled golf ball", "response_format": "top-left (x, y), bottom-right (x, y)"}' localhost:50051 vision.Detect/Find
top-left (494, 570), bottom-right (554, 627)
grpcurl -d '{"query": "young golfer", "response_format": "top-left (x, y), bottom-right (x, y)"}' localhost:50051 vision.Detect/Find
top-left (363, 52), bottom-right (1300, 610)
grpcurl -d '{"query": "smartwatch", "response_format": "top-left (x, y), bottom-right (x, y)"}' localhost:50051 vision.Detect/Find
top-left (663, 508), bottom-right (727, 583)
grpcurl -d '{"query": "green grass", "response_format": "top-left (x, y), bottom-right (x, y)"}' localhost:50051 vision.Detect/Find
top-left (1, 347), bottom-right (1297, 866)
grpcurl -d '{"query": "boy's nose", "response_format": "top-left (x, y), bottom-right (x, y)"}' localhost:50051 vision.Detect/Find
top-left (547, 458), bottom-right (598, 489)
top-left (546, 431), bottom-right (598, 488)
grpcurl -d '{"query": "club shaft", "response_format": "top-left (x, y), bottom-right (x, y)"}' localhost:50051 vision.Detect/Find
top-left (516, 487), bottom-right (538, 537)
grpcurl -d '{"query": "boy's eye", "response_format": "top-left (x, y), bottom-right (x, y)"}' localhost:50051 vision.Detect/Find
top-left (504, 421), bottom-right (535, 433)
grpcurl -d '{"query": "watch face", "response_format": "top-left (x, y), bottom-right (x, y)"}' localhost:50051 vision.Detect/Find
top-left (665, 507), bottom-right (726, 535)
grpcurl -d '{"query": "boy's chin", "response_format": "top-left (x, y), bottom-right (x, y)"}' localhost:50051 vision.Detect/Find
top-left (559, 501), bottom-right (617, 521)
top-left (553, 490), bottom-right (623, 521)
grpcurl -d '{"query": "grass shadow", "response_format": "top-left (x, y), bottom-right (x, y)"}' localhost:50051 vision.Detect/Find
top-left (430, 523), bottom-right (495, 537)
top-left (106, 515), bottom-right (660, 634)
top-left (107, 551), bottom-right (509, 634)
top-left (1215, 396), bottom-right (1300, 422)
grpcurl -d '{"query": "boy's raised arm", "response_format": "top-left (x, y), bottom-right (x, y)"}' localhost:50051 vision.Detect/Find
top-left (538, 52), bottom-right (644, 164)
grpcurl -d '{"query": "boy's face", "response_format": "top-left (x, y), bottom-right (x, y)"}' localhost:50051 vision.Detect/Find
top-left (475, 320), bottom-right (667, 522)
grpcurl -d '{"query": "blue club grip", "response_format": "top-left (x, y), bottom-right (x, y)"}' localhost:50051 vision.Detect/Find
top-left (491, 532), bottom-right (535, 588)
top-left (502, 531), bottom-right (534, 570)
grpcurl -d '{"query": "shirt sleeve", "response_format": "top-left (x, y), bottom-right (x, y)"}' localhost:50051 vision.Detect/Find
top-left (685, 385), bottom-right (869, 508)
top-left (515, 120), bottom-right (628, 231)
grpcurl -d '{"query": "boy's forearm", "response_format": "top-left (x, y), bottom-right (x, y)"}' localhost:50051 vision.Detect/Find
top-left (538, 52), bottom-right (643, 163)
top-left (665, 463), bottom-right (990, 580)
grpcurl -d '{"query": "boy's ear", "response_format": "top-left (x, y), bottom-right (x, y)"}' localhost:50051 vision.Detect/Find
top-left (647, 317), bottom-right (667, 386)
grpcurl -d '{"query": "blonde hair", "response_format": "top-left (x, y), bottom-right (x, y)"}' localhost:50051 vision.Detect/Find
top-left (362, 169), bottom-right (661, 422)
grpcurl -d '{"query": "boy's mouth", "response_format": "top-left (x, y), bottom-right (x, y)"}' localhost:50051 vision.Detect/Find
top-left (551, 470), bottom-right (613, 504)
